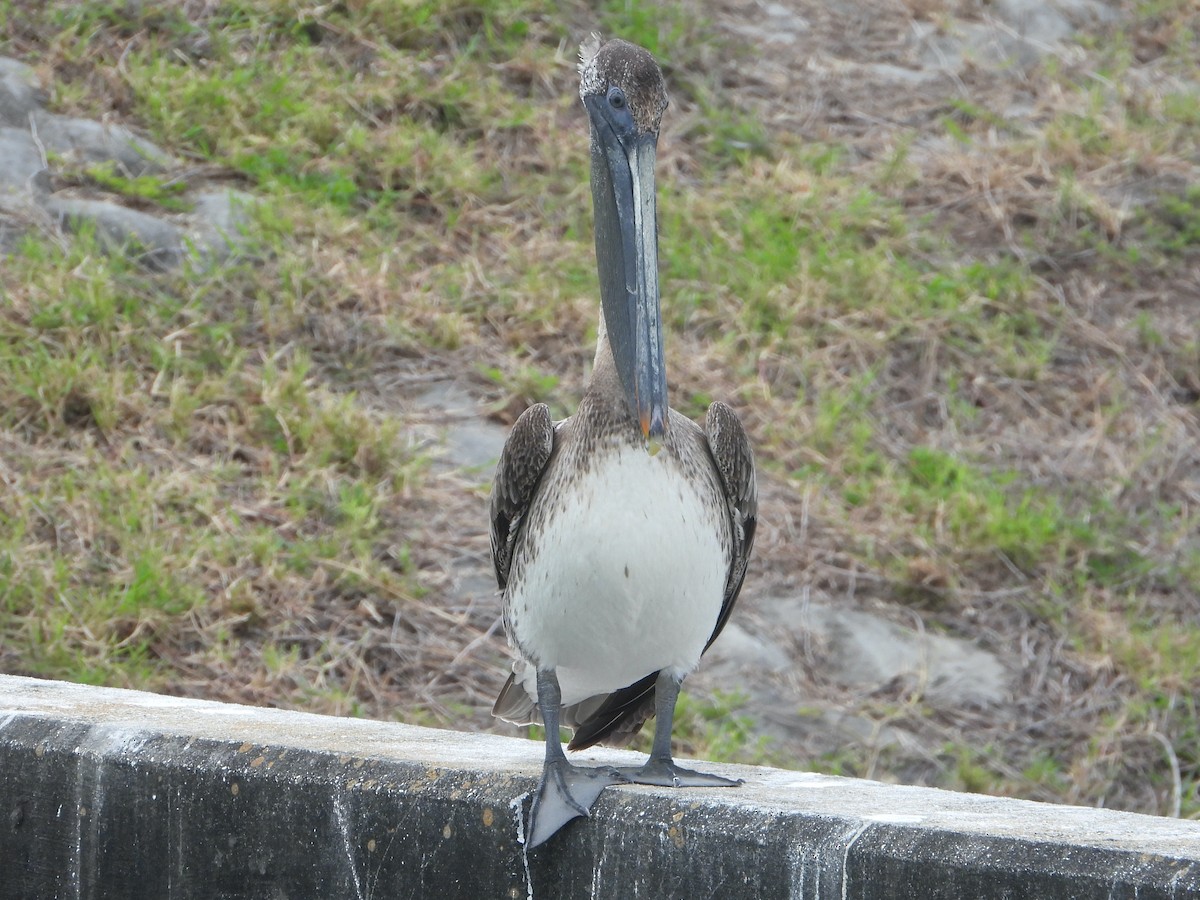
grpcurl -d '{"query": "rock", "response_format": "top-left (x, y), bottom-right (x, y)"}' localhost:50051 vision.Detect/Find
top-left (0, 126), bottom-right (49, 194)
top-left (702, 622), bottom-right (792, 681)
top-left (728, 3), bottom-right (810, 46)
top-left (0, 201), bottom-right (43, 255)
top-left (703, 592), bottom-right (1009, 713)
top-left (0, 57), bottom-right (43, 127)
top-left (0, 54), bottom-right (261, 269)
top-left (860, 63), bottom-right (937, 87)
top-left (0, 120), bottom-right (51, 253)
top-left (45, 196), bottom-right (183, 270)
top-left (415, 382), bottom-right (508, 470)
top-left (700, 625), bottom-right (908, 759)
top-left (693, 594), bottom-right (1010, 766)
top-left (990, 0), bottom-right (1119, 45)
top-left (444, 420), bottom-right (508, 470)
top-left (31, 111), bottom-right (172, 176)
top-left (915, 20), bottom-right (1035, 72)
top-left (185, 189), bottom-right (257, 264)
top-left (764, 596), bottom-right (1009, 708)
top-left (189, 189), bottom-right (254, 237)
top-left (0, 213), bottom-right (18, 253)
top-left (914, 0), bottom-right (1119, 73)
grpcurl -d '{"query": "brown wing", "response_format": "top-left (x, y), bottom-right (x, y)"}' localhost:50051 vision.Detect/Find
top-left (490, 403), bottom-right (556, 591)
top-left (567, 401), bottom-right (757, 750)
top-left (700, 399), bottom-right (758, 652)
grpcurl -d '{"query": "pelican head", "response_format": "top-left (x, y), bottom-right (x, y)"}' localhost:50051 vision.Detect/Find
top-left (579, 37), bottom-right (670, 440)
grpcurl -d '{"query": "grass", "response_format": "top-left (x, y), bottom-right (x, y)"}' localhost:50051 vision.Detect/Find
top-left (2, 0), bottom-right (1199, 819)
top-left (57, 160), bottom-right (193, 211)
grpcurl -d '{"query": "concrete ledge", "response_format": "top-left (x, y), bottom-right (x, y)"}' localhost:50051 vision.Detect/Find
top-left (1, 675), bottom-right (1198, 899)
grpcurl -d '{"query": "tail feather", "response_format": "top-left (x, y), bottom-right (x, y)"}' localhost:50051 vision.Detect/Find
top-left (491, 672), bottom-right (539, 725)
top-left (566, 670), bottom-right (659, 750)
top-left (492, 668), bottom-right (661, 750)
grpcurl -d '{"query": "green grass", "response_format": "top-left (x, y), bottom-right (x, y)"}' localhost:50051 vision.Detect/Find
top-left (899, 447), bottom-right (1077, 570)
top-left (0, 200), bottom-right (427, 699)
top-left (68, 161), bottom-right (192, 211)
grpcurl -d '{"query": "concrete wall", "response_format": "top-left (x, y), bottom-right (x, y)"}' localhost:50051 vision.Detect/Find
top-left (1, 674), bottom-right (1198, 899)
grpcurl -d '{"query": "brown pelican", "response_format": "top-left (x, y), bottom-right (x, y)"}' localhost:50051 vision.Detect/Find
top-left (489, 36), bottom-right (757, 849)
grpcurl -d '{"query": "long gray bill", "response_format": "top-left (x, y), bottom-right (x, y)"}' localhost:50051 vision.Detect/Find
top-left (587, 113), bottom-right (668, 440)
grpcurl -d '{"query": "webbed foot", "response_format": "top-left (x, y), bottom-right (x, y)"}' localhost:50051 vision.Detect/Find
top-left (618, 758), bottom-right (743, 788)
top-left (526, 760), bottom-right (627, 848)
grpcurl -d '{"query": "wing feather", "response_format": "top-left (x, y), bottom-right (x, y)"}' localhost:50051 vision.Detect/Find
top-left (702, 400), bottom-right (758, 652)
top-left (489, 403), bottom-right (556, 591)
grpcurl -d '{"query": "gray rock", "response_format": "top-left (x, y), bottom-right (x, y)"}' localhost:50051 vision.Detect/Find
top-left (32, 110), bottom-right (172, 176)
top-left (45, 196), bottom-right (183, 270)
top-left (914, 0), bottom-right (1119, 73)
top-left (0, 200), bottom-right (43, 255)
top-left (861, 63), bottom-right (937, 87)
top-left (694, 645), bottom-right (914, 760)
top-left (916, 20), bottom-right (1039, 72)
top-left (702, 622), bottom-right (792, 680)
top-left (795, 707), bottom-right (916, 758)
top-left (190, 189), bottom-right (253, 237)
top-left (185, 188), bottom-right (257, 264)
top-left (0, 56), bottom-right (196, 262)
top-left (729, 3), bottom-right (810, 46)
top-left (0, 57), bottom-right (43, 127)
top-left (444, 420), bottom-right (508, 470)
top-left (692, 594), bottom-right (1009, 766)
top-left (0, 126), bottom-right (49, 194)
top-left (415, 382), bottom-right (508, 470)
top-left (762, 597), bottom-right (1009, 708)
top-left (990, 0), bottom-right (1119, 45)
top-left (0, 213), bottom-right (19, 253)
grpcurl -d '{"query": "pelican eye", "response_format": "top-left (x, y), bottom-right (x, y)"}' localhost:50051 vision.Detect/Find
top-left (607, 87), bottom-right (626, 110)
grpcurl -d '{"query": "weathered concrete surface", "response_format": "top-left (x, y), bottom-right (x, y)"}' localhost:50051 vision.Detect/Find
top-left (1, 675), bottom-right (1198, 900)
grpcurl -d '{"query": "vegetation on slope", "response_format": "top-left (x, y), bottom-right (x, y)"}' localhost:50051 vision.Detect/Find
top-left (1, 0), bottom-right (1197, 817)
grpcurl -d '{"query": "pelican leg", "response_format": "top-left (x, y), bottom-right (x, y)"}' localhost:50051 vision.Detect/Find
top-left (619, 670), bottom-right (743, 788)
top-left (526, 669), bottom-right (626, 848)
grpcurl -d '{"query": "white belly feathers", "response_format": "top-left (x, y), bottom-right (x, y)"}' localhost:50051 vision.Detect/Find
top-left (506, 443), bottom-right (727, 707)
